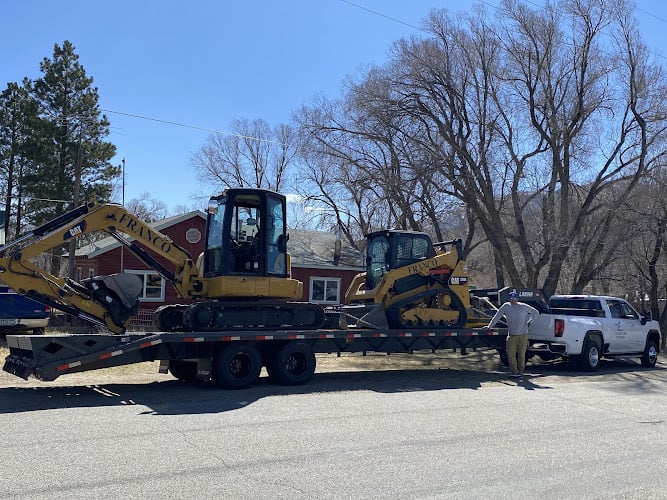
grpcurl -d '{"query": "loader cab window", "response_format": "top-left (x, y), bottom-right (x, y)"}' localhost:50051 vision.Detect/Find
top-left (395, 234), bottom-right (432, 268)
top-left (366, 235), bottom-right (391, 290)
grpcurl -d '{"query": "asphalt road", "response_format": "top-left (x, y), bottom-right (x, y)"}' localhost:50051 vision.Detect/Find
top-left (1, 353), bottom-right (666, 499)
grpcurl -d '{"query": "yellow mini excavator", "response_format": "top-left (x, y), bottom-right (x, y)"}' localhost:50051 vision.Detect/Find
top-left (0, 188), bottom-right (324, 334)
top-left (344, 230), bottom-right (491, 329)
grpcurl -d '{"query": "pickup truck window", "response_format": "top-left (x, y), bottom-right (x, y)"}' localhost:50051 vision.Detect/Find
top-left (606, 300), bottom-right (639, 319)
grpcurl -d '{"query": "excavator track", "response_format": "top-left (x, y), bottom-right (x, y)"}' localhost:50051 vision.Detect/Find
top-left (385, 287), bottom-right (468, 329)
top-left (155, 300), bottom-right (326, 332)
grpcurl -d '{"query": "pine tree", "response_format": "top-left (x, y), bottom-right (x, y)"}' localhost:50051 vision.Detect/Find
top-left (22, 41), bottom-right (119, 228)
top-left (0, 80), bottom-right (39, 238)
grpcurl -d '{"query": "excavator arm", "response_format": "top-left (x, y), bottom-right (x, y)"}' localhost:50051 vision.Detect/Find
top-left (0, 202), bottom-right (203, 334)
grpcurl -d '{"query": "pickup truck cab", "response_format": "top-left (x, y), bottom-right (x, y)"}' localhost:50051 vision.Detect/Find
top-left (0, 285), bottom-right (50, 335)
top-left (527, 295), bottom-right (661, 371)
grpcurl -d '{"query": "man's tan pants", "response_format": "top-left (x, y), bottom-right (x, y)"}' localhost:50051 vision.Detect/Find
top-left (506, 334), bottom-right (528, 375)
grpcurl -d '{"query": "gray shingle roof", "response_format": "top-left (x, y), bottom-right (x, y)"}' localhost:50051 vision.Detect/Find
top-left (288, 229), bottom-right (364, 269)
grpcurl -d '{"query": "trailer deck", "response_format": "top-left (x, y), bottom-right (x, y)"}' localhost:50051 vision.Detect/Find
top-left (3, 326), bottom-right (507, 387)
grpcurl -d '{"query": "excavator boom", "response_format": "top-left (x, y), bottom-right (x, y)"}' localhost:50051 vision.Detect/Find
top-left (0, 202), bottom-right (201, 334)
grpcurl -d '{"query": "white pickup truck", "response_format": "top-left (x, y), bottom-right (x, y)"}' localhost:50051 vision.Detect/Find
top-left (526, 294), bottom-right (662, 371)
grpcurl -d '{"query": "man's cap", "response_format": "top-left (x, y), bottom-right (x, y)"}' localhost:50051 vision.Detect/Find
top-left (509, 291), bottom-right (518, 300)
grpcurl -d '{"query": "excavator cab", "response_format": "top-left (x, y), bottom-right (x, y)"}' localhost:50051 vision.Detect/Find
top-left (203, 188), bottom-right (289, 278)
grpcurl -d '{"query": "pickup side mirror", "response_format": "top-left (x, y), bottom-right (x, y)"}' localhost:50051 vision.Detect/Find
top-left (641, 317), bottom-right (647, 325)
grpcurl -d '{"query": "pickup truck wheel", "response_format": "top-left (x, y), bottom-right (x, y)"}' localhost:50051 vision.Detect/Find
top-left (266, 342), bottom-right (316, 385)
top-left (212, 344), bottom-right (262, 389)
top-left (578, 336), bottom-right (602, 372)
top-left (640, 339), bottom-right (659, 368)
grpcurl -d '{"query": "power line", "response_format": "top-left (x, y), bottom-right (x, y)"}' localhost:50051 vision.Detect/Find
top-left (100, 109), bottom-right (285, 146)
top-left (339, 0), bottom-right (424, 32)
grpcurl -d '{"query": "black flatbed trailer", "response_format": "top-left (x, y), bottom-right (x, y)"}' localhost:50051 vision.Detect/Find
top-left (3, 326), bottom-right (507, 389)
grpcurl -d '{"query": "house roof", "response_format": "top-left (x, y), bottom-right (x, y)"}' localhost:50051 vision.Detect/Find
top-left (75, 211), bottom-right (364, 270)
top-left (288, 229), bottom-right (364, 270)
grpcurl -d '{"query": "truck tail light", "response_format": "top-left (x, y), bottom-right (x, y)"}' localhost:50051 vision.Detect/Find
top-left (554, 318), bottom-right (564, 337)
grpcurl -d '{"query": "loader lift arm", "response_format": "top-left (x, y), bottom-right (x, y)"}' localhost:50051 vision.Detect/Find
top-left (0, 202), bottom-right (203, 334)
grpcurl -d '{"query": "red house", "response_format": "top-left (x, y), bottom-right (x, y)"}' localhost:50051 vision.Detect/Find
top-left (74, 211), bottom-right (364, 328)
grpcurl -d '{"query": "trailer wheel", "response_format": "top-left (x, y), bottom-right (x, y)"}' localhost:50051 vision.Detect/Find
top-left (168, 360), bottom-right (198, 382)
top-left (578, 335), bottom-right (602, 372)
top-left (267, 342), bottom-right (316, 385)
top-left (641, 339), bottom-right (659, 368)
top-left (212, 344), bottom-right (262, 389)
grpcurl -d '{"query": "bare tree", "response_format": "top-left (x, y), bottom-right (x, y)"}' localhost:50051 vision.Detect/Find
top-left (190, 118), bottom-right (298, 193)
top-left (297, 0), bottom-right (667, 297)
top-left (125, 193), bottom-right (169, 223)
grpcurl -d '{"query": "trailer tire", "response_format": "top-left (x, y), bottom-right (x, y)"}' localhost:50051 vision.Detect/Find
top-left (641, 338), bottom-right (659, 368)
top-left (212, 343), bottom-right (262, 389)
top-left (168, 360), bottom-right (198, 382)
top-left (267, 342), bottom-right (316, 385)
top-left (578, 335), bottom-right (602, 372)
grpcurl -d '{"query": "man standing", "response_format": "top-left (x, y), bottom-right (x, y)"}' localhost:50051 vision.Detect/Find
top-left (488, 290), bottom-right (539, 378)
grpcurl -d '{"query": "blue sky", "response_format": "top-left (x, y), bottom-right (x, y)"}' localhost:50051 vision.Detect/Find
top-left (2, 1), bottom-right (667, 213)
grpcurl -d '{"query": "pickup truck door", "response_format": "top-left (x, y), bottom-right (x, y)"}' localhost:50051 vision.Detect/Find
top-left (605, 300), bottom-right (643, 352)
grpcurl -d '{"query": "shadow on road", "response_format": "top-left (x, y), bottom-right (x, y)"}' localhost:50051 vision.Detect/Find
top-left (0, 356), bottom-right (663, 416)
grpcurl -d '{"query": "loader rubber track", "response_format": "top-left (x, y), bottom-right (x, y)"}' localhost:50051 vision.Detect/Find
top-left (385, 287), bottom-right (468, 329)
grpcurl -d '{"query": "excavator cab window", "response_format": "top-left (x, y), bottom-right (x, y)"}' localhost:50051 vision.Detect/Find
top-left (266, 195), bottom-right (288, 276)
top-left (229, 201), bottom-right (262, 274)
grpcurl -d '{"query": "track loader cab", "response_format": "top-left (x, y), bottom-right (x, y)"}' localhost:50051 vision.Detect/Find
top-left (345, 230), bottom-right (475, 329)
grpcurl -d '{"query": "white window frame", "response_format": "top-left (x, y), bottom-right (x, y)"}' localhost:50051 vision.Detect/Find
top-left (125, 269), bottom-right (166, 302)
top-left (309, 277), bottom-right (341, 305)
